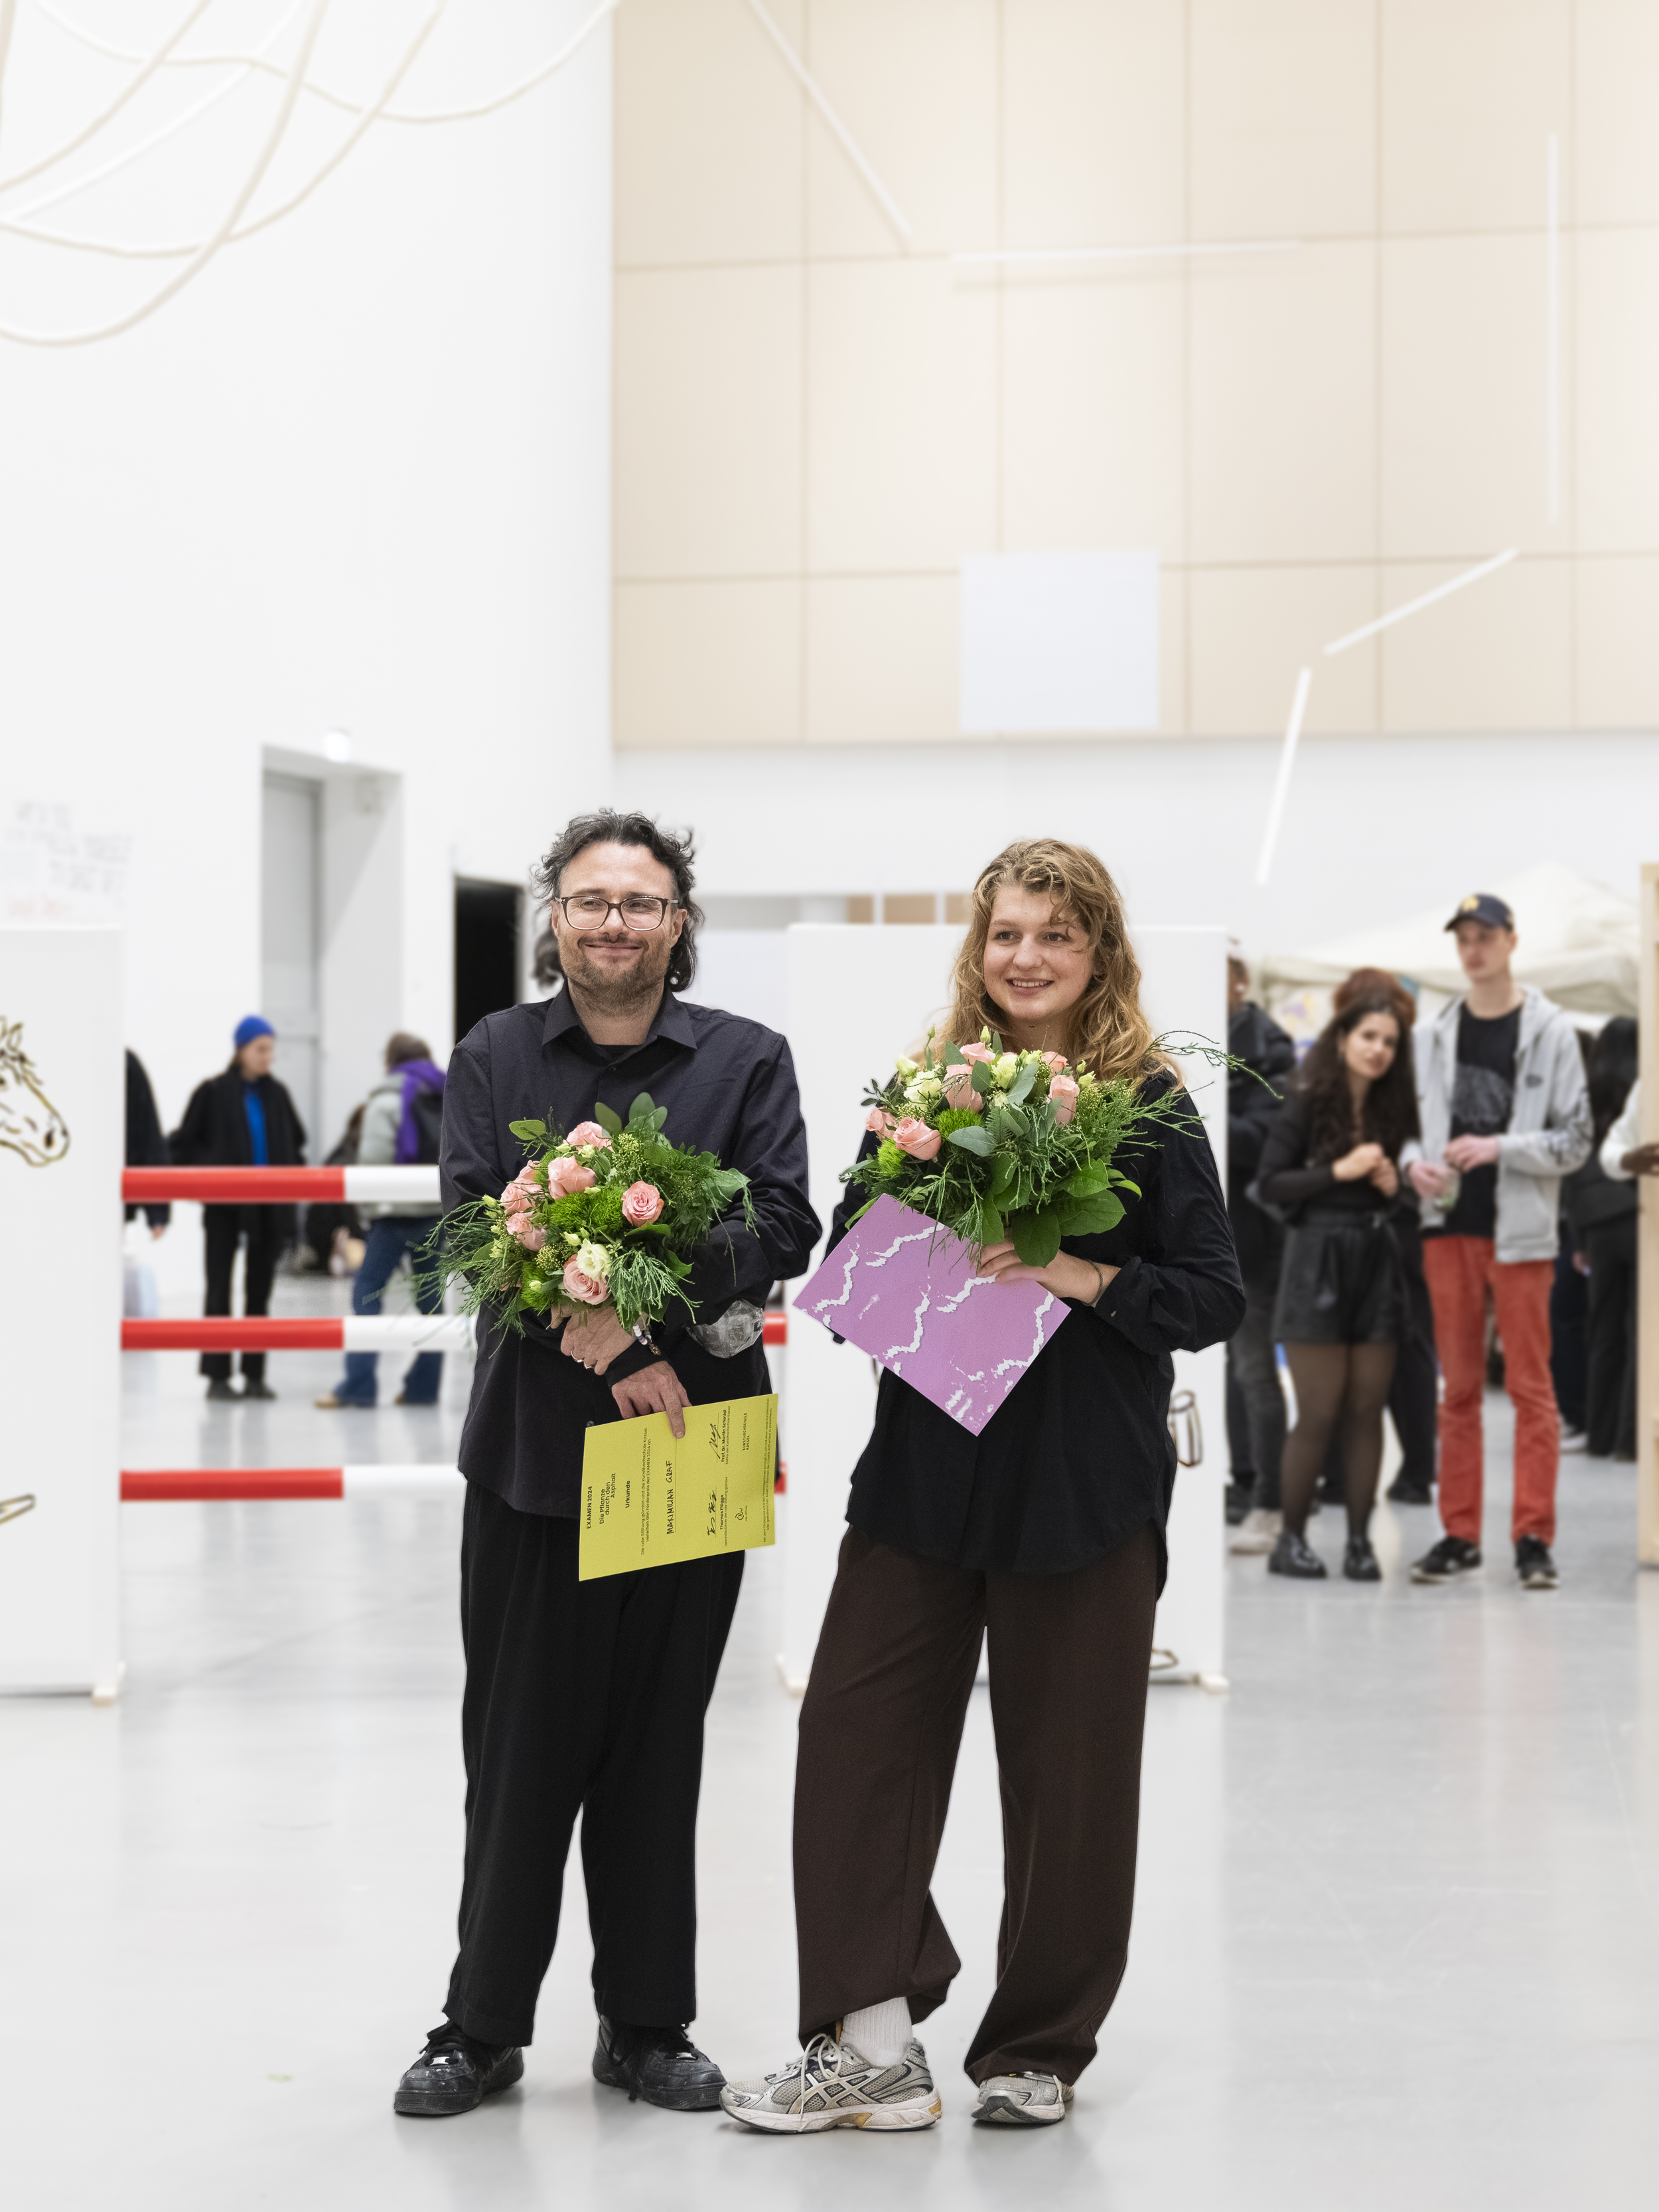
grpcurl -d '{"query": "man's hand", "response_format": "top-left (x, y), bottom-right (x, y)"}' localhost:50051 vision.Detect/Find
top-left (1409, 1160), bottom-right (1451, 1199)
top-left (611, 1359), bottom-right (689, 1438)
top-left (555, 1303), bottom-right (635, 1376)
top-left (1621, 1142), bottom-right (1659, 1177)
top-left (1445, 1134), bottom-right (1502, 1171)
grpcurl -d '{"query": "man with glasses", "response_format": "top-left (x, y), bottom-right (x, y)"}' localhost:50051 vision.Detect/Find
top-left (394, 810), bottom-right (818, 2122)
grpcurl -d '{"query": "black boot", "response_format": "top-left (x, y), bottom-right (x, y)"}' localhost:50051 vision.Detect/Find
top-left (394, 2022), bottom-right (523, 2116)
top-left (593, 2018), bottom-right (725, 2111)
top-left (1342, 1535), bottom-right (1382, 1582)
top-left (1267, 1528), bottom-right (1327, 1579)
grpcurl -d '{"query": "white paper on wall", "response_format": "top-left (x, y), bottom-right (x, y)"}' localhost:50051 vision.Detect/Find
top-left (960, 550), bottom-right (1159, 735)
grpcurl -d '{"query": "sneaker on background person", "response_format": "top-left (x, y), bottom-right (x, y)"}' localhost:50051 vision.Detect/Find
top-left (592, 2017), bottom-right (725, 2110)
top-left (1410, 1535), bottom-right (1482, 1584)
top-left (1387, 1473), bottom-right (1435, 1505)
top-left (721, 2031), bottom-right (942, 2134)
top-left (1229, 1507), bottom-right (1283, 1556)
top-left (1515, 1536), bottom-right (1559, 1590)
top-left (394, 2023), bottom-right (523, 2117)
top-left (1559, 1426), bottom-right (1588, 1454)
top-left (972, 2071), bottom-right (1073, 2126)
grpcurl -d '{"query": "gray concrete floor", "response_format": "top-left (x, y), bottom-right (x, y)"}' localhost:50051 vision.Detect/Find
top-left (5, 1306), bottom-right (1659, 2209)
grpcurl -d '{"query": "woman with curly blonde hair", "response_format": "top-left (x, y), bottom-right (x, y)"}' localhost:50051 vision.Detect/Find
top-left (721, 840), bottom-right (1243, 2140)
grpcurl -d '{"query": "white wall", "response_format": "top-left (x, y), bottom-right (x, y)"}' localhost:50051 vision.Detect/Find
top-left (0, 6), bottom-right (613, 1145)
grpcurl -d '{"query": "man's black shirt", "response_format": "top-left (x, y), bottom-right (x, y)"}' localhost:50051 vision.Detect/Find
top-left (441, 988), bottom-right (820, 1518)
top-left (1427, 1003), bottom-right (1521, 1241)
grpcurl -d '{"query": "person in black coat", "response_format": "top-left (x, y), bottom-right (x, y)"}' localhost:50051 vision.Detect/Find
top-left (1222, 955), bottom-right (1295, 1550)
top-left (1563, 1018), bottom-right (1640, 1459)
top-left (124, 1049), bottom-right (171, 1236)
top-left (170, 1015), bottom-right (307, 1401)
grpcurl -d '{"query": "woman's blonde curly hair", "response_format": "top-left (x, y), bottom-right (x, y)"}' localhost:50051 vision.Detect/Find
top-left (943, 839), bottom-right (1163, 1086)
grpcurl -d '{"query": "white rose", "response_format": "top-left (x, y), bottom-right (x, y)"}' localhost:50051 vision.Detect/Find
top-left (575, 1240), bottom-right (611, 1280)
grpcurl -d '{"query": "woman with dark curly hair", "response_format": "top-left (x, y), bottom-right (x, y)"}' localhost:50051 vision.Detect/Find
top-left (1256, 990), bottom-right (1420, 1581)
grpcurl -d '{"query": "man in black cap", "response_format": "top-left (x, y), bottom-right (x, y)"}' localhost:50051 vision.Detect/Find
top-left (1404, 895), bottom-right (1589, 1591)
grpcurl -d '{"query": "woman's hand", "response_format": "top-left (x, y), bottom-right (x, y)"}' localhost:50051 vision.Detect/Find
top-left (1368, 1155), bottom-right (1399, 1197)
top-left (1331, 1141), bottom-right (1384, 1183)
top-left (555, 1303), bottom-right (636, 1376)
top-left (975, 1241), bottom-right (1118, 1305)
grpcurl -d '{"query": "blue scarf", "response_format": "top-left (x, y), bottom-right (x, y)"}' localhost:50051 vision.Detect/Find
top-left (392, 1058), bottom-right (447, 1163)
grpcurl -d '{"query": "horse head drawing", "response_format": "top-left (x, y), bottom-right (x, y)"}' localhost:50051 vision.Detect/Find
top-left (0, 1020), bottom-right (71, 1166)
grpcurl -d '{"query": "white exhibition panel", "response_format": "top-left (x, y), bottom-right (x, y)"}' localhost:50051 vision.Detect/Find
top-left (0, 927), bottom-right (122, 1695)
top-left (780, 922), bottom-right (1228, 1693)
top-left (959, 551), bottom-right (1160, 735)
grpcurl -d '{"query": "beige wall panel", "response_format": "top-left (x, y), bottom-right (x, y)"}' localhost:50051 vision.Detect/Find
top-left (806, 260), bottom-right (997, 574)
top-left (1380, 557), bottom-right (1569, 730)
top-left (1190, 244), bottom-right (1376, 565)
top-left (1575, 229), bottom-right (1659, 553)
top-left (1190, 0), bottom-right (1376, 239)
top-left (1381, 236), bottom-right (1555, 560)
top-left (805, 576), bottom-right (958, 743)
top-left (803, 0), bottom-right (997, 258)
top-left (614, 581), bottom-right (802, 749)
top-left (1000, 271), bottom-right (1185, 554)
top-left (1575, 559), bottom-right (1659, 728)
top-left (1575, 1), bottom-right (1659, 224)
top-left (1001, 0), bottom-right (1186, 249)
top-left (615, 267), bottom-right (802, 581)
top-left (1382, 0), bottom-right (1571, 236)
top-left (615, 0), bottom-right (805, 268)
top-left (1189, 565), bottom-right (1380, 736)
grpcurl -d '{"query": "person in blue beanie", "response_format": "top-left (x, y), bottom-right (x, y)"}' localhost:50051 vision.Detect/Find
top-left (316, 1032), bottom-right (448, 1409)
top-left (171, 1016), bottom-right (307, 1401)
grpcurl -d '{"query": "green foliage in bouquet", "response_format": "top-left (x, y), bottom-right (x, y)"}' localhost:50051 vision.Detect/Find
top-left (841, 1030), bottom-right (1224, 1268)
top-left (427, 1091), bottom-right (754, 1337)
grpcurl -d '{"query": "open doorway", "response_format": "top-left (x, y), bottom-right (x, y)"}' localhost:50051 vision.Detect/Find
top-left (454, 879), bottom-right (523, 1042)
top-left (261, 772), bottom-right (321, 1149)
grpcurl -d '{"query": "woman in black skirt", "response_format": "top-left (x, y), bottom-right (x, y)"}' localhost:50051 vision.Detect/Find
top-left (1257, 990), bottom-right (1419, 1581)
top-left (721, 839), bottom-right (1242, 2138)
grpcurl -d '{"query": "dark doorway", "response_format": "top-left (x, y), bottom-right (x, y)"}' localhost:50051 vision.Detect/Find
top-left (455, 879), bottom-right (522, 1043)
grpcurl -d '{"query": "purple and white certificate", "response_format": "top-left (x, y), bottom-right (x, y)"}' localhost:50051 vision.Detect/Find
top-left (792, 1193), bottom-right (1070, 1436)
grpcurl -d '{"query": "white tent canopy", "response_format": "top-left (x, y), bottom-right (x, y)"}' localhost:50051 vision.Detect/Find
top-left (1261, 861), bottom-right (1640, 1018)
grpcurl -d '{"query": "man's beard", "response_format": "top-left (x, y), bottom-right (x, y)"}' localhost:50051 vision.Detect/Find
top-left (562, 934), bottom-right (672, 1015)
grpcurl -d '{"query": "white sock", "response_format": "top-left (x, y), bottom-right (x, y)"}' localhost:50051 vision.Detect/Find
top-left (841, 1998), bottom-right (912, 2066)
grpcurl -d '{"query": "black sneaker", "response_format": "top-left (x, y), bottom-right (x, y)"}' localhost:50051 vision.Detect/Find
top-left (1267, 1528), bottom-right (1327, 1579)
top-left (593, 2017), bottom-right (725, 2111)
top-left (1342, 1536), bottom-right (1382, 1582)
top-left (1387, 1476), bottom-right (1434, 1506)
top-left (240, 1379), bottom-right (277, 1401)
top-left (204, 1378), bottom-right (238, 1402)
top-left (394, 2022), bottom-right (523, 2116)
top-left (1225, 1480), bottom-right (1253, 1527)
top-left (1515, 1536), bottom-right (1559, 1590)
top-left (1409, 1536), bottom-right (1482, 1584)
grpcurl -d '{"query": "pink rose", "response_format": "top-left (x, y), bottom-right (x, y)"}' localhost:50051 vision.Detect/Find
top-left (864, 1105), bottom-right (893, 1134)
top-left (892, 1116), bottom-right (942, 1161)
top-left (960, 1042), bottom-right (997, 1065)
top-left (507, 1215), bottom-right (546, 1250)
top-left (941, 1067), bottom-right (981, 1111)
top-left (547, 1155), bottom-right (597, 1200)
top-left (500, 1170), bottom-right (538, 1215)
top-left (562, 1258), bottom-right (609, 1305)
top-left (566, 1121), bottom-right (612, 1150)
top-left (621, 1181), bottom-right (664, 1226)
top-left (1041, 1051), bottom-right (1068, 1072)
top-left (1048, 1073), bottom-right (1080, 1126)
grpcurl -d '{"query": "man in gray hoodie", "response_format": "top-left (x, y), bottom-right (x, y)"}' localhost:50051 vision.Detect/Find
top-left (1405, 896), bottom-right (1591, 1591)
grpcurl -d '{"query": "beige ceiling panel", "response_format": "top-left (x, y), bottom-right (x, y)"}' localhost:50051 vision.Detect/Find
top-left (1190, 242), bottom-right (1376, 565)
top-left (616, 0), bottom-right (806, 269)
top-left (1381, 0), bottom-right (1571, 235)
top-left (805, 575), bottom-right (958, 744)
top-left (1000, 271), bottom-right (1186, 555)
top-left (615, 267), bottom-right (802, 581)
top-left (1380, 235), bottom-right (1559, 561)
top-left (614, 580), bottom-right (802, 749)
top-left (1380, 555), bottom-right (1569, 729)
top-left (1189, 565), bottom-right (1380, 736)
top-left (806, 259), bottom-right (997, 574)
top-left (1190, 0), bottom-right (1376, 239)
top-left (1575, 228), bottom-right (1659, 553)
top-left (1575, 558), bottom-right (1659, 727)
top-left (802, 0), bottom-right (997, 259)
top-left (1575, 1), bottom-right (1659, 224)
top-left (1001, 0), bottom-right (1185, 250)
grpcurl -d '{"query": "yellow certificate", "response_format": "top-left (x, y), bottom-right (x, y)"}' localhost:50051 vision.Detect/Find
top-left (579, 1394), bottom-right (778, 1582)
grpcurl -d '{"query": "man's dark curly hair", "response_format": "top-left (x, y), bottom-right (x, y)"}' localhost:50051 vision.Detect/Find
top-left (532, 810), bottom-right (703, 994)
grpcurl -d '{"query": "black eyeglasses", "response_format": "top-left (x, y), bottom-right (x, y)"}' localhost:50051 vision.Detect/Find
top-left (555, 893), bottom-right (677, 931)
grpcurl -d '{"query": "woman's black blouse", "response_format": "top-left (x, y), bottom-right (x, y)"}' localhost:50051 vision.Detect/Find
top-left (833, 1078), bottom-right (1244, 1584)
top-left (1256, 1086), bottom-right (1394, 1213)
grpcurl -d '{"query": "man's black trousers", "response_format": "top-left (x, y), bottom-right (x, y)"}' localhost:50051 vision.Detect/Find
top-left (200, 1207), bottom-right (285, 1382)
top-left (443, 1480), bottom-right (743, 2049)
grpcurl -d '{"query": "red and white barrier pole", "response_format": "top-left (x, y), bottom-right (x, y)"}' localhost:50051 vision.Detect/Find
top-left (123, 1166), bottom-right (442, 1205)
top-left (121, 1465), bottom-right (463, 1502)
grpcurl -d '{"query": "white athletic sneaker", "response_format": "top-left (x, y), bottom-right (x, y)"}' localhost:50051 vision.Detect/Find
top-left (971, 2071), bottom-right (1072, 2126)
top-left (1228, 1508), bottom-right (1283, 1556)
top-left (720, 2031), bottom-right (941, 2133)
